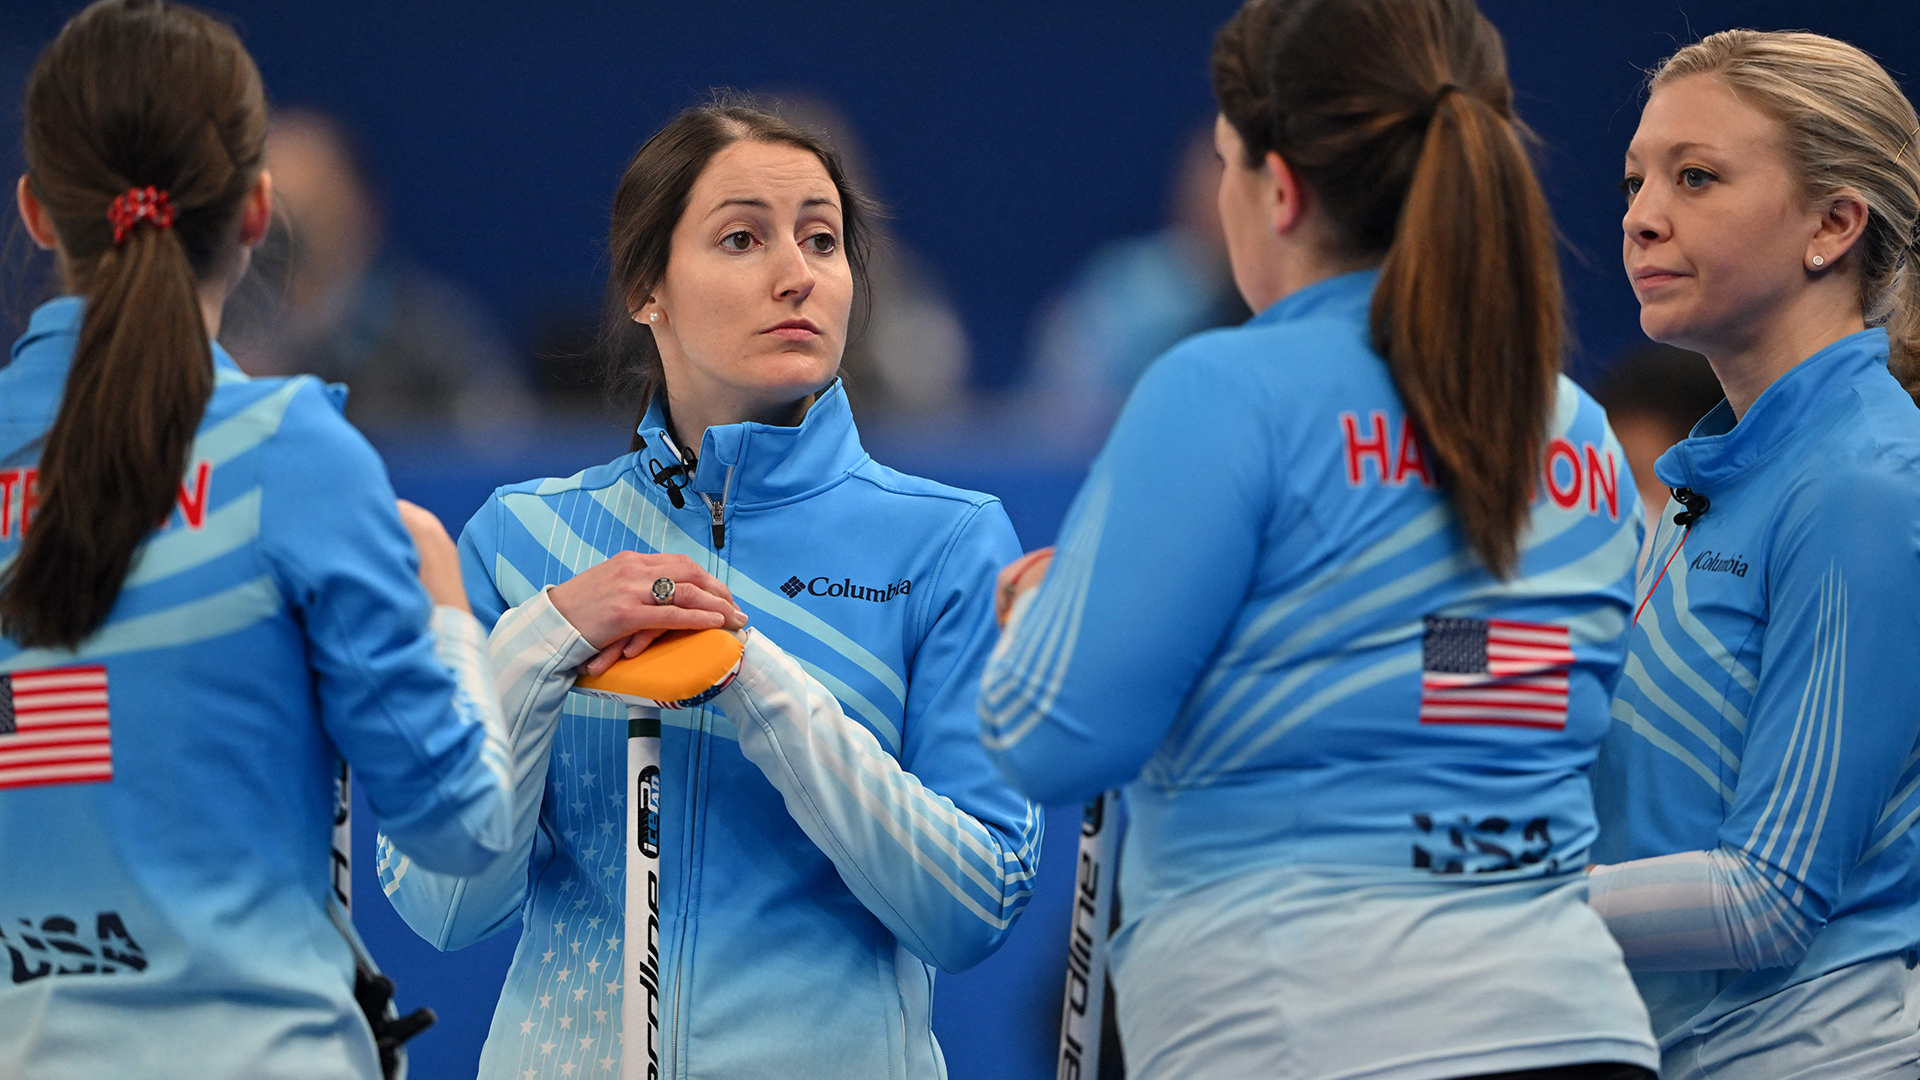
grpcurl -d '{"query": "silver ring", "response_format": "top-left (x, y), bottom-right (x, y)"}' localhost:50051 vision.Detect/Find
top-left (651, 577), bottom-right (676, 605)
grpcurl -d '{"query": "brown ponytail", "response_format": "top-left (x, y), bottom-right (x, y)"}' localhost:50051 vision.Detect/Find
top-left (1213, 0), bottom-right (1562, 576)
top-left (1, 0), bottom-right (266, 648)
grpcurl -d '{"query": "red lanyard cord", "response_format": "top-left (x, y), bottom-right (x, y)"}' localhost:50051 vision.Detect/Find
top-left (1633, 526), bottom-right (1690, 628)
top-left (1633, 486), bottom-right (1710, 629)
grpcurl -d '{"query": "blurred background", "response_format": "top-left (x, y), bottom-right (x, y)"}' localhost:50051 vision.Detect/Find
top-left (1, 1), bottom-right (1914, 1077)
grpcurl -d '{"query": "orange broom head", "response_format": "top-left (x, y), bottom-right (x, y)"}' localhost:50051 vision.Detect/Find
top-left (573, 628), bottom-right (746, 705)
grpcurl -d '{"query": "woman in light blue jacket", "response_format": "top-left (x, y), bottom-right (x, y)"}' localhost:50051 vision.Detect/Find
top-left (379, 99), bottom-right (1044, 1079)
top-left (1591, 30), bottom-right (1920, 1080)
top-left (0, 3), bottom-right (533, 1077)
top-left (983, 1), bottom-right (1658, 1077)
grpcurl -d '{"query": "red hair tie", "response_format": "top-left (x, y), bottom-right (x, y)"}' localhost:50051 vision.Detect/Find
top-left (107, 186), bottom-right (175, 244)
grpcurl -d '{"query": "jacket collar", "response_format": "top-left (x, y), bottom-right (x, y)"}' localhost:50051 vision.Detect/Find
top-left (1654, 327), bottom-right (1887, 491)
top-left (631, 378), bottom-right (869, 509)
top-left (4, 296), bottom-right (245, 427)
top-left (1247, 267), bottom-right (1379, 328)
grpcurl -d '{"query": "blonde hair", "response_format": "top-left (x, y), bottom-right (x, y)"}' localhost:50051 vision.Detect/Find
top-left (1654, 30), bottom-right (1920, 400)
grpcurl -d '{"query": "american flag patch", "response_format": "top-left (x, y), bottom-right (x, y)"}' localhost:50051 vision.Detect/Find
top-left (0, 665), bottom-right (112, 791)
top-left (1419, 617), bottom-right (1572, 729)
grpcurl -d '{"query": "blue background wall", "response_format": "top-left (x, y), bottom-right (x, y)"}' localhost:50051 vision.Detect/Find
top-left (9, 1), bottom-right (1917, 387)
top-left (4, 2), bottom-right (1918, 1077)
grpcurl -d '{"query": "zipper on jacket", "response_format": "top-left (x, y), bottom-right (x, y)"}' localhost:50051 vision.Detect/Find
top-left (656, 428), bottom-right (728, 549)
top-left (694, 464), bottom-right (733, 549)
top-left (663, 485), bottom-right (733, 1076)
top-left (696, 491), bottom-right (725, 549)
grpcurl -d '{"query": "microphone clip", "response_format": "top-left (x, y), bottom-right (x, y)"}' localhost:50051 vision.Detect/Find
top-left (1672, 486), bottom-right (1710, 528)
top-left (642, 432), bottom-right (697, 510)
top-left (647, 460), bottom-right (691, 509)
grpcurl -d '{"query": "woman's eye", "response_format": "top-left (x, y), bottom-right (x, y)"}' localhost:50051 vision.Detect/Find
top-left (721, 230), bottom-right (755, 252)
top-left (1620, 175), bottom-right (1643, 201)
top-left (807, 232), bottom-right (838, 255)
top-left (1680, 167), bottom-right (1715, 189)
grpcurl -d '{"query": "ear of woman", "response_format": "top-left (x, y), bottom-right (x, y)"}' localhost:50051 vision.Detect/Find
top-left (1805, 188), bottom-right (1870, 272)
top-left (1212, 115), bottom-right (1345, 314)
top-left (237, 169), bottom-right (274, 248)
top-left (14, 175), bottom-right (57, 249)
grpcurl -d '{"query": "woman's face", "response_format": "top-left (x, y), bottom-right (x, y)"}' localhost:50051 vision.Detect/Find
top-left (645, 139), bottom-right (852, 424)
top-left (1622, 74), bottom-right (1820, 357)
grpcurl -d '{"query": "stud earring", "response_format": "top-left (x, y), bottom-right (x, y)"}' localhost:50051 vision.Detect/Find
top-left (1812, 255), bottom-right (1826, 268)
top-left (648, 312), bottom-right (660, 323)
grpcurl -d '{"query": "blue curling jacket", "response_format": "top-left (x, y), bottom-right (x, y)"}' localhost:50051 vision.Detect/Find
top-left (981, 270), bottom-right (1658, 1079)
top-left (378, 382), bottom-right (1043, 1079)
top-left (1593, 328), bottom-right (1920, 1043)
top-left (0, 298), bottom-right (517, 1079)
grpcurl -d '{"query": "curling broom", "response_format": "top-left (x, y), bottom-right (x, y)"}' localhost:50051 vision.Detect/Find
top-left (574, 627), bottom-right (746, 1080)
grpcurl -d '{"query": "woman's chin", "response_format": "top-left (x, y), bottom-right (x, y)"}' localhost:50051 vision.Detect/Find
top-left (1637, 305), bottom-right (1697, 352)
top-left (710, 362), bottom-right (838, 423)
top-left (739, 352), bottom-right (839, 395)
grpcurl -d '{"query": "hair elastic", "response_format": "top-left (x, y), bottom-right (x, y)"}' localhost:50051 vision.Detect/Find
top-left (107, 186), bottom-right (175, 244)
top-left (1427, 82), bottom-right (1464, 117)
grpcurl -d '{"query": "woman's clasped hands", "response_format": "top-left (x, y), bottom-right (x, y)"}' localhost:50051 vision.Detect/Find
top-left (548, 551), bottom-right (749, 676)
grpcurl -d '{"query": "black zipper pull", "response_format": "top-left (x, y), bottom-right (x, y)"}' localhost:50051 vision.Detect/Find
top-left (708, 499), bottom-right (725, 548)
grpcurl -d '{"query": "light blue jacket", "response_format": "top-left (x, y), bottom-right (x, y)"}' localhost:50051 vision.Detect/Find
top-left (0, 298), bottom-right (516, 1079)
top-left (379, 382), bottom-right (1043, 1079)
top-left (1593, 327), bottom-right (1920, 1049)
top-left (981, 271), bottom-right (1658, 1079)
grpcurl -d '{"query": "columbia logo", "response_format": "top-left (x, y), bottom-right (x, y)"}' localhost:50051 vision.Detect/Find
top-left (784, 574), bottom-right (913, 603)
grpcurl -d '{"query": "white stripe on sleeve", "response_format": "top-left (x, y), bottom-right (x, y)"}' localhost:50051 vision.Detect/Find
top-left (1587, 847), bottom-right (1814, 972)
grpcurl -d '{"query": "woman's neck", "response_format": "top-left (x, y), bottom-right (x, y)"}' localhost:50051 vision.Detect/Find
top-left (661, 389), bottom-right (816, 459)
top-left (1703, 290), bottom-right (1865, 420)
top-left (61, 266), bottom-right (231, 342)
top-left (1239, 205), bottom-right (1379, 313)
top-left (198, 286), bottom-right (227, 341)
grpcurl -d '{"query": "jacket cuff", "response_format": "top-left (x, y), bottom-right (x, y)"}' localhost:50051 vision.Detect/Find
top-left (430, 603), bottom-right (510, 749)
top-left (488, 586), bottom-right (604, 676)
top-left (728, 627), bottom-right (789, 704)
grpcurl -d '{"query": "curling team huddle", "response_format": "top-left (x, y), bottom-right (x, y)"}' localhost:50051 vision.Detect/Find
top-left (4, 1), bottom-right (1920, 1079)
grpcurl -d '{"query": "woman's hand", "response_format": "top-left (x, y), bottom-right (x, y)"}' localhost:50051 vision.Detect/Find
top-left (994, 547), bottom-right (1054, 628)
top-left (548, 552), bottom-right (749, 676)
top-left (397, 500), bottom-right (470, 614)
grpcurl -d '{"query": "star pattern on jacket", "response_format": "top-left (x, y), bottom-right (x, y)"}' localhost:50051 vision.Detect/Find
top-left (509, 722), bottom-right (626, 1078)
